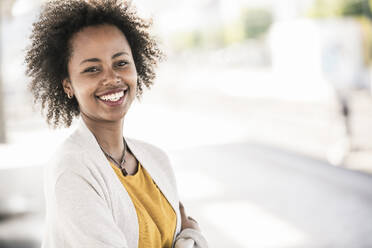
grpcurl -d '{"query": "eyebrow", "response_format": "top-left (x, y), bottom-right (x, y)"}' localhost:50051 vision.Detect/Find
top-left (80, 52), bottom-right (129, 65)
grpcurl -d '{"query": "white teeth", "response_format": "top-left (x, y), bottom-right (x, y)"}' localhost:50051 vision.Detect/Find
top-left (99, 91), bottom-right (124, 101)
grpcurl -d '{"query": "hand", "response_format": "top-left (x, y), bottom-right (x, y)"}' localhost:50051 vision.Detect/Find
top-left (179, 201), bottom-right (201, 232)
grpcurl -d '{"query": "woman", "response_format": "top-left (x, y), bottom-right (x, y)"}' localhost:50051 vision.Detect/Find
top-left (25, 1), bottom-right (208, 247)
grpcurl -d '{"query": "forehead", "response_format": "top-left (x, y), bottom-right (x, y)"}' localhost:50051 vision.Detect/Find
top-left (69, 24), bottom-right (131, 58)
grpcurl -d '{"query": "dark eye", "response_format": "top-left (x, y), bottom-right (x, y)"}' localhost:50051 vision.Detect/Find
top-left (116, 60), bottom-right (128, 67)
top-left (83, 67), bottom-right (99, 73)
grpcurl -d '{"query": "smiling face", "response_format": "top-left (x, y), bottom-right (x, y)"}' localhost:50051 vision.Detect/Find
top-left (63, 24), bottom-right (137, 125)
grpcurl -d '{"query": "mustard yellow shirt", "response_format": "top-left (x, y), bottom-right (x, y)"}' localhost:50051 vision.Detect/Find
top-left (109, 161), bottom-right (177, 248)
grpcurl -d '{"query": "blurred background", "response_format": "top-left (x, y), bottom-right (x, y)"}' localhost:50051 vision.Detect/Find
top-left (1, 0), bottom-right (372, 247)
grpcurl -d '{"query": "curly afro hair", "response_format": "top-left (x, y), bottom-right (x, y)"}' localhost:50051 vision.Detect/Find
top-left (25, 0), bottom-right (164, 128)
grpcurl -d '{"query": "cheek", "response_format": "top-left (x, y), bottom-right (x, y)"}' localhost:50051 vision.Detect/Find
top-left (127, 67), bottom-right (138, 84)
top-left (128, 63), bottom-right (138, 84)
top-left (131, 76), bottom-right (138, 95)
top-left (72, 80), bottom-right (97, 101)
top-left (131, 74), bottom-right (138, 87)
top-left (125, 71), bottom-right (138, 93)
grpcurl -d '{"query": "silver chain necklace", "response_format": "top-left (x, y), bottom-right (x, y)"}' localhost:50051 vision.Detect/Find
top-left (99, 137), bottom-right (128, 176)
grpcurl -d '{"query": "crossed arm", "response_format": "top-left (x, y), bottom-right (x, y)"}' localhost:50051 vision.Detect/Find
top-left (176, 201), bottom-right (208, 248)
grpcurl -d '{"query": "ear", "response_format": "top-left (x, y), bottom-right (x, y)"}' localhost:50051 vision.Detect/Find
top-left (62, 78), bottom-right (74, 98)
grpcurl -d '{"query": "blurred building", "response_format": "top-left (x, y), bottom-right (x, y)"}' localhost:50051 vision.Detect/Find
top-left (269, 18), bottom-right (369, 101)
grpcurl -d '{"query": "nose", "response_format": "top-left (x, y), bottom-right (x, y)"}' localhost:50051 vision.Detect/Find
top-left (102, 67), bottom-right (120, 85)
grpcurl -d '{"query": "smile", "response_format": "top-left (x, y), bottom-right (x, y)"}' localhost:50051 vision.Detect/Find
top-left (98, 90), bottom-right (124, 101)
top-left (96, 89), bottom-right (127, 106)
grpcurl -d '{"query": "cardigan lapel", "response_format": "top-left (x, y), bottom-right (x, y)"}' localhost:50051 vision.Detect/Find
top-left (74, 119), bottom-right (175, 206)
top-left (74, 118), bottom-right (180, 235)
top-left (125, 137), bottom-right (181, 246)
top-left (74, 118), bottom-right (139, 248)
top-left (125, 138), bottom-right (178, 214)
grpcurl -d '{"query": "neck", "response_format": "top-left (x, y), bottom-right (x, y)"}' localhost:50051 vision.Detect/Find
top-left (81, 114), bottom-right (125, 160)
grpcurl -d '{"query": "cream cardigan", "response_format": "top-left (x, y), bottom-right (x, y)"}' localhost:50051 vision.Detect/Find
top-left (42, 118), bottom-right (208, 248)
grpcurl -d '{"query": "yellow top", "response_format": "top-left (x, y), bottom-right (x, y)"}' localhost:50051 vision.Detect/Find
top-left (109, 161), bottom-right (177, 248)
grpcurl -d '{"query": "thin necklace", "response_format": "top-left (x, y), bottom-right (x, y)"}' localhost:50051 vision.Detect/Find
top-left (99, 137), bottom-right (128, 176)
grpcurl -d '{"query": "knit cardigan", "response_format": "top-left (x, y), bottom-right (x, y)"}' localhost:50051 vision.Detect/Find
top-left (41, 118), bottom-right (208, 248)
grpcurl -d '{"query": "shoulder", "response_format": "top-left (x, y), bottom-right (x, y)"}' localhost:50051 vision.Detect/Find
top-left (44, 132), bottom-right (90, 185)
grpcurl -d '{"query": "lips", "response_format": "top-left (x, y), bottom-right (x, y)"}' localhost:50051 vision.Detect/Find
top-left (95, 87), bottom-right (128, 107)
top-left (96, 87), bottom-right (128, 98)
top-left (98, 90), bottom-right (124, 101)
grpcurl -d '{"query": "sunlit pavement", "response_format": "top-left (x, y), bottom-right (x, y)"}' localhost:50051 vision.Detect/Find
top-left (170, 142), bottom-right (372, 248)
